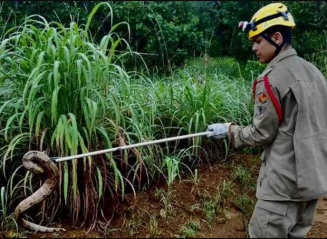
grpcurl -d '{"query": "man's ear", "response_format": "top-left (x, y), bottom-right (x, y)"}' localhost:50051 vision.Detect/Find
top-left (273, 32), bottom-right (283, 46)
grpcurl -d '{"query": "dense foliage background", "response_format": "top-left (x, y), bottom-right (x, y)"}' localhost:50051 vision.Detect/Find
top-left (1, 1), bottom-right (327, 71)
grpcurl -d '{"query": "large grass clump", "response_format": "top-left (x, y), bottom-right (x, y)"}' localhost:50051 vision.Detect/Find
top-left (0, 2), bottom-right (253, 233)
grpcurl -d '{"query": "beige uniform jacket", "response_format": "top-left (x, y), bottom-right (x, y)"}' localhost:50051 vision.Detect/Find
top-left (231, 49), bottom-right (327, 201)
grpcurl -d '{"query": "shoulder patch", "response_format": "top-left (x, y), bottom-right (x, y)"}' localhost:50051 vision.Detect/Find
top-left (258, 92), bottom-right (269, 103)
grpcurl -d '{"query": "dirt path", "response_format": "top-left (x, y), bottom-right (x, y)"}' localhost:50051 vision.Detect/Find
top-left (308, 199), bottom-right (327, 238)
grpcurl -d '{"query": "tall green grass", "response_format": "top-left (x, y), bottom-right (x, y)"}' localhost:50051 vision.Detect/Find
top-left (0, 2), bottom-right (253, 232)
top-left (305, 31), bottom-right (327, 78)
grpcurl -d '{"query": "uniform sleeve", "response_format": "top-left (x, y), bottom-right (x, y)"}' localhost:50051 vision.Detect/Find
top-left (230, 80), bottom-right (281, 148)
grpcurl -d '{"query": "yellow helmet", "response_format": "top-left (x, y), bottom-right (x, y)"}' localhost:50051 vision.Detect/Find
top-left (239, 3), bottom-right (295, 40)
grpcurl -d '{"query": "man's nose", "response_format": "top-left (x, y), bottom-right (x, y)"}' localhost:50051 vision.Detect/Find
top-left (252, 43), bottom-right (258, 52)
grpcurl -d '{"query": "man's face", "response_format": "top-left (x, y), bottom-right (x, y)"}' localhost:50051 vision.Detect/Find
top-left (251, 35), bottom-right (276, 64)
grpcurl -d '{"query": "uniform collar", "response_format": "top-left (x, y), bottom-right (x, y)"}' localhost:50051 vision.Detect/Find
top-left (261, 48), bottom-right (298, 76)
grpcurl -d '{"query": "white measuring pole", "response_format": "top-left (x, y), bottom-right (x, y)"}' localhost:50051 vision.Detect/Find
top-left (54, 131), bottom-right (210, 163)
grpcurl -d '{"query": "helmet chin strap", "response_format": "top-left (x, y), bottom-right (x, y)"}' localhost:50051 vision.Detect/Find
top-left (260, 33), bottom-right (288, 56)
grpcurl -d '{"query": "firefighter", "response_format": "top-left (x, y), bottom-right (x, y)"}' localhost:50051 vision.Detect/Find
top-left (207, 3), bottom-right (327, 238)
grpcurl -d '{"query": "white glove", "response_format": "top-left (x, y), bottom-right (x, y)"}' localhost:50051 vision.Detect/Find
top-left (206, 123), bottom-right (231, 139)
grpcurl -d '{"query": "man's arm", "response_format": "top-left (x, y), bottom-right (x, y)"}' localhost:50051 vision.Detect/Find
top-left (229, 79), bottom-right (281, 148)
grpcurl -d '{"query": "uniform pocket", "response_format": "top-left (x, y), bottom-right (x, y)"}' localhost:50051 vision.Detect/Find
top-left (256, 200), bottom-right (289, 216)
top-left (250, 200), bottom-right (289, 238)
top-left (249, 205), bottom-right (271, 238)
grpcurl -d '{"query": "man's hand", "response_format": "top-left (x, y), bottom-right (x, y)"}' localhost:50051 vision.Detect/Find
top-left (206, 123), bottom-right (231, 139)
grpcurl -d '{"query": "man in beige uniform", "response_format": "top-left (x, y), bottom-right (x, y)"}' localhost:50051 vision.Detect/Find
top-left (207, 3), bottom-right (327, 238)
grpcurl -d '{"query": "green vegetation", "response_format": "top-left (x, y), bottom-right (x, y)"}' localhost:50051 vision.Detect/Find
top-left (1, 2), bottom-right (327, 71)
top-left (0, 1), bottom-right (326, 236)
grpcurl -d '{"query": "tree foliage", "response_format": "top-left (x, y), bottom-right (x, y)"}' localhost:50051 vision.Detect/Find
top-left (1, 1), bottom-right (327, 71)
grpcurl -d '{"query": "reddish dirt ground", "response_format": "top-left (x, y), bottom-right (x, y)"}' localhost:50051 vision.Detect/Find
top-left (2, 153), bottom-right (327, 238)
